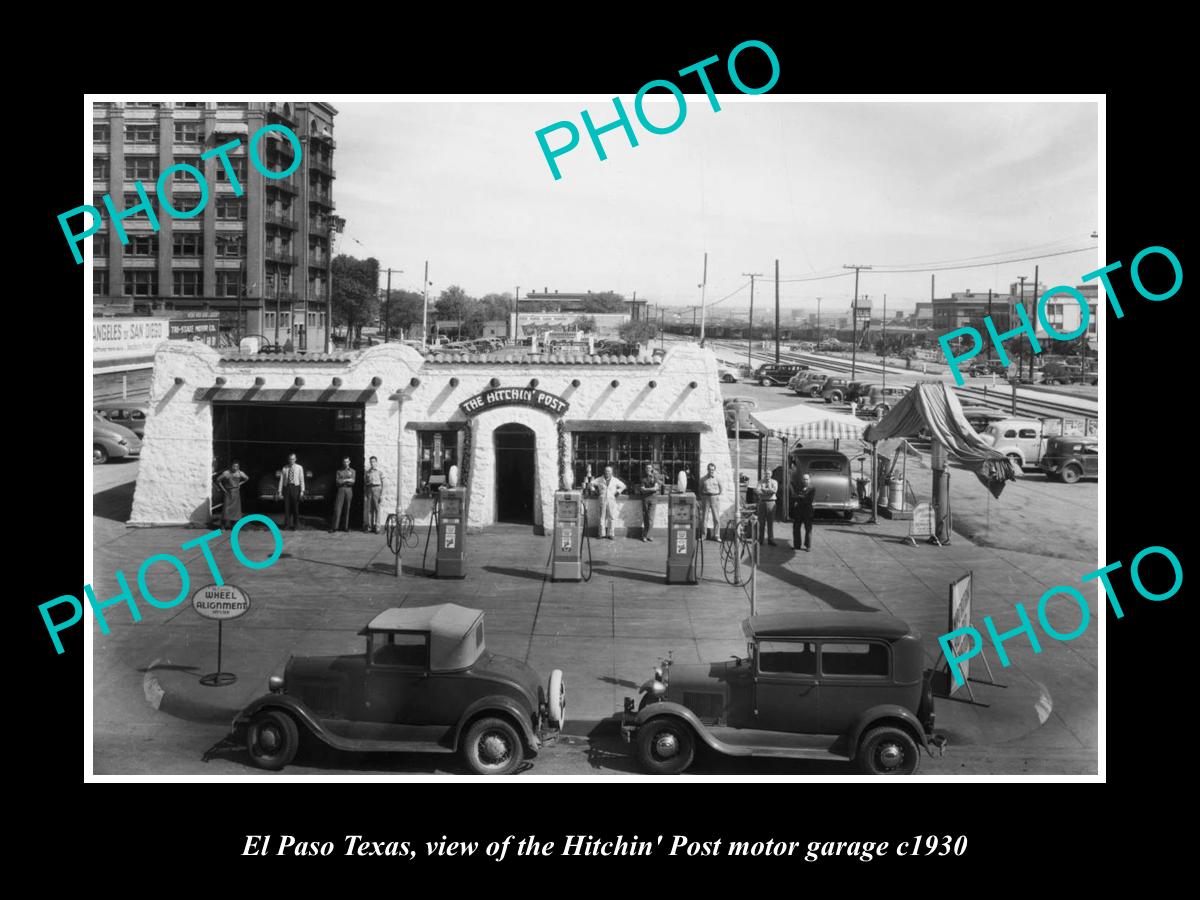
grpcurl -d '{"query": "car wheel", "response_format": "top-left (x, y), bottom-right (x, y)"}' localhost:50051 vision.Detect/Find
top-left (636, 717), bottom-right (695, 775)
top-left (843, 509), bottom-right (855, 521)
top-left (808, 387), bottom-right (821, 398)
top-left (93, 445), bottom-right (109, 465)
top-left (760, 378), bottom-right (771, 387)
top-left (1061, 464), bottom-right (1082, 484)
top-left (245, 709), bottom-right (299, 771)
top-left (1006, 453), bottom-right (1023, 474)
top-left (462, 716), bottom-right (525, 776)
top-left (547, 669), bottom-right (566, 729)
top-left (831, 391), bottom-right (842, 403)
top-left (856, 725), bottom-right (920, 775)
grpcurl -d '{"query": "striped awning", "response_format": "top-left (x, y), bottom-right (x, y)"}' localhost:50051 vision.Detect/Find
top-left (748, 403), bottom-right (866, 442)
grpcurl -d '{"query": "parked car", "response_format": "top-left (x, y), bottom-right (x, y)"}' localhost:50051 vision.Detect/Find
top-left (788, 449), bottom-right (859, 519)
top-left (1039, 437), bottom-right (1098, 483)
top-left (842, 381), bottom-right (876, 403)
top-left (957, 406), bottom-right (1009, 433)
top-left (857, 386), bottom-right (907, 416)
top-left (753, 363), bottom-right (809, 386)
top-left (966, 361), bottom-right (1009, 378)
top-left (621, 611), bottom-right (943, 775)
top-left (717, 366), bottom-right (739, 383)
top-left (820, 378), bottom-right (853, 403)
top-left (789, 371), bottom-right (824, 394)
top-left (978, 418), bottom-right (1046, 469)
top-left (236, 604), bottom-right (566, 774)
top-left (93, 413), bottom-right (142, 464)
top-left (256, 467), bottom-right (334, 503)
top-left (794, 374), bottom-right (833, 397)
top-left (94, 401), bottom-right (149, 438)
top-left (724, 397), bottom-right (760, 437)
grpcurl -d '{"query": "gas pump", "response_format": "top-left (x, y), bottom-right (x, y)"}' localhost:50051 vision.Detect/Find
top-left (666, 491), bottom-right (699, 584)
top-left (434, 465), bottom-right (466, 578)
top-left (551, 489), bottom-right (584, 582)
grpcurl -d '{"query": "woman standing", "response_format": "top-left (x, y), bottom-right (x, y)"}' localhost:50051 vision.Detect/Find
top-left (216, 460), bottom-right (250, 529)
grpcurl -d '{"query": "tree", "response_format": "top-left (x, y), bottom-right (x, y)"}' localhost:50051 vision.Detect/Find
top-left (331, 255), bottom-right (379, 347)
top-left (570, 316), bottom-right (597, 332)
top-left (618, 319), bottom-right (657, 345)
top-left (380, 289), bottom-right (425, 337)
top-left (434, 285), bottom-right (475, 340)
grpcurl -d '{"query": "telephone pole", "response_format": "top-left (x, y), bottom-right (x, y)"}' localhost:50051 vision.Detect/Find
top-left (698, 252), bottom-right (709, 345)
top-left (844, 264), bottom-right (872, 380)
top-left (742, 271), bottom-right (763, 369)
top-left (421, 260), bottom-right (430, 348)
top-left (986, 288), bottom-right (993, 361)
top-left (816, 297), bottom-right (821, 347)
top-left (1016, 276), bottom-right (1028, 382)
top-left (1031, 265), bottom-right (1039, 381)
top-left (514, 286), bottom-right (520, 345)
top-left (882, 293), bottom-right (887, 394)
top-left (382, 268), bottom-right (403, 342)
top-left (774, 259), bottom-right (780, 364)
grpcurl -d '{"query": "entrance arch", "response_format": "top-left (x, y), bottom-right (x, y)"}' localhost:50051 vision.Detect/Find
top-left (493, 423), bottom-right (536, 524)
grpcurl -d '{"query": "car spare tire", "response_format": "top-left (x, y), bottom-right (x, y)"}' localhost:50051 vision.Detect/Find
top-left (547, 669), bottom-right (566, 729)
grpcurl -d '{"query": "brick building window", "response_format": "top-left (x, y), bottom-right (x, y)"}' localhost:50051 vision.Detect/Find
top-left (571, 432), bottom-right (701, 493)
top-left (417, 430), bottom-right (460, 493)
top-left (174, 122), bottom-right (205, 143)
top-left (173, 233), bottom-right (202, 257)
top-left (216, 196), bottom-right (246, 220)
top-left (215, 235), bottom-right (246, 257)
top-left (125, 156), bottom-right (159, 180)
top-left (216, 157), bottom-right (248, 182)
top-left (173, 270), bottom-right (204, 297)
top-left (125, 124), bottom-right (159, 144)
top-left (94, 270), bottom-right (109, 295)
top-left (215, 270), bottom-right (243, 297)
top-left (123, 270), bottom-right (158, 297)
top-left (126, 234), bottom-right (158, 257)
top-left (93, 123), bottom-right (110, 142)
top-left (173, 157), bottom-right (202, 179)
top-left (93, 157), bottom-right (110, 180)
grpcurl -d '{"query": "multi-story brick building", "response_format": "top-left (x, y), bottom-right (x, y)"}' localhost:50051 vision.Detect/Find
top-left (92, 101), bottom-right (338, 351)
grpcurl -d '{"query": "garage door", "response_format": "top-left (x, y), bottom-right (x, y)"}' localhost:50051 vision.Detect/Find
top-left (213, 402), bottom-right (366, 526)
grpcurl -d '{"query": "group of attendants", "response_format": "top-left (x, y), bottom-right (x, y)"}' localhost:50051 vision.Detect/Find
top-left (583, 462), bottom-right (818, 551)
top-left (213, 453), bottom-right (387, 534)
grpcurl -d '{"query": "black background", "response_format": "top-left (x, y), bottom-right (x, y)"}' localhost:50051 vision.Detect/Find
top-left (26, 20), bottom-right (1188, 882)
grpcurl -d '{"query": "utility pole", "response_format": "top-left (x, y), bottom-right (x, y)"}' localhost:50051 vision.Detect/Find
top-left (1031, 265), bottom-right (1039, 382)
top-left (774, 259), bottom-right (780, 364)
top-left (514, 286), bottom-right (520, 345)
top-left (660, 307), bottom-right (664, 351)
top-left (698, 252), bottom-right (709, 345)
top-left (1016, 276), bottom-right (1028, 382)
top-left (382, 268), bottom-right (402, 342)
top-left (421, 260), bottom-right (430, 348)
top-left (816, 297), bottom-right (821, 347)
top-left (882, 293), bottom-right (887, 394)
top-left (742, 271), bottom-right (763, 369)
top-left (986, 288), bottom-right (992, 361)
top-left (844, 264), bottom-right (872, 380)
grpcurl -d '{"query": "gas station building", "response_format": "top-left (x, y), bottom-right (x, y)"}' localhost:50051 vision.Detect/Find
top-left (129, 341), bottom-right (733, 534)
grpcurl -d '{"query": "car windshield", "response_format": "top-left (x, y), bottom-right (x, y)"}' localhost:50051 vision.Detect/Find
top-left (806, 460), bottom-right (844, 471)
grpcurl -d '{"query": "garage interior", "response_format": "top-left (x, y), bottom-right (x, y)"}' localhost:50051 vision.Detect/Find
top-left (213, 401), bottom-right (366, 526)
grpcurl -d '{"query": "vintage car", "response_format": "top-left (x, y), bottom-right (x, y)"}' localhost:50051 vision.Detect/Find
top-left (856, 386), bottom-right (908, 416)
top-left (966, 360), bottom-right (1010, 378)
top-left (93, 413), bottom-right (141, 464)
top-left (93, 401), bottom-right (149, 438)
top-left (958, 407), bottom-right (1009, 434)
top-left (788, 371), bottom-right (824, 394)
top-left (1039, 436), bottom-right (1098, 483)
top-left (236, 604), bottom-right (566, 775)
top-left (256, 467), bottom-right (334, 503)
top-left (788, 449), bottom-right (859, 519)
top-left (622, 612), bottom-right (943, 775)
top-left (724, 396), bottom-right (761, 437)
top-left (819, 378), bottom-right (855, 403)
top-left (753, 362), bottom-right (809, 386)
top-left (717, 366), bottom-right (739, 383)
top-left (979, 418), bottom-right (1046, 469)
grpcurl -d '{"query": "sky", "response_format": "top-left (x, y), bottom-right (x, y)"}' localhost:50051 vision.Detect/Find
top-left (330, 98), bottom-right (1099, 315)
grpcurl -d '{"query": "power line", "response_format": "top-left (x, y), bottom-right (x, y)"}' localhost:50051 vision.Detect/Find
top-left (871, 246), bottom-right (1097, 274)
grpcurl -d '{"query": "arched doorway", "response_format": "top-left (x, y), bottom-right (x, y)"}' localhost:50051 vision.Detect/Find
top-left (494, 423), bottom-right (536, 524)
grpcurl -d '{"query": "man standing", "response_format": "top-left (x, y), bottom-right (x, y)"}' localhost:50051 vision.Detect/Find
top-left (276, 452), bottom-right (305, 531)
top-left (596, 465), bottom-right (625, 540)
top-left (638, 464), bottom-right (662, 542)
top-left (365, 456), bottom-right (384, 533)
top-left (790, 472), bottom-right (816, 552)
top-left (698, 462), bottom-right (722, 541)
top-left (332, 456), bottom-right (355, 532)
top-left (757, 470), bottom-right (778, 546)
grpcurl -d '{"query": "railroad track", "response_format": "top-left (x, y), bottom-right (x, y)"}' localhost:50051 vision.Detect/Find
top-left (704, 338), bottom-right (1097, 423)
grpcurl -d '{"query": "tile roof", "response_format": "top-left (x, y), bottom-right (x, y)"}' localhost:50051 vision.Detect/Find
top-left (425, 352), bottom-right (655, 365)
top-left (218, 352), bottom-right (356, 363)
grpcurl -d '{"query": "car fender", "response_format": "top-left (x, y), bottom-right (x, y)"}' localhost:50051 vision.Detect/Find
top-left (233, 694), bottom-right (328, 740)
top-left (633, 701), bottom-right (723, 753)
top-left (847, 704), bottom-right (929, 752)
top-left (452, 695), bottom-right (538, 754)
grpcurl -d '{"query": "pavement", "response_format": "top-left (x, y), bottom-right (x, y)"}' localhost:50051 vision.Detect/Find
top-left (92, 469), bottom-right (1098, 775)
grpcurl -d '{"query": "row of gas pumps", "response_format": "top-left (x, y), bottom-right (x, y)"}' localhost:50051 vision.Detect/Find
top-left (408, 467), bottom-right (708, 585)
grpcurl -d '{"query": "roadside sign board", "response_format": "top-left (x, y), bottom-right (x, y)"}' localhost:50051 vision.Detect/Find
top-left (192, 583), bottom-right (251, 621)
top-left (947, 572), bottom-right (973, 696)
top-left (908, 502), bottom-right (935, 540)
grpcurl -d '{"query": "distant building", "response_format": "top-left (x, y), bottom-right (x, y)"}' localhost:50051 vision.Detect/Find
top-left (914, 302), bottom-right (933, 326)
top-left (932, 290), bottom-right (1013, 332)
top-left (1034, 284), bottom-right (1098, 350)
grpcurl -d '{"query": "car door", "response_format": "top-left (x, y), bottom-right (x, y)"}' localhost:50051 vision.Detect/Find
top-left (361, 631), bottom-right (435, 736)
top-left (752, 640), bottom-right (821, 734)
top-left (816, 640), bottom-right (895, 736)
top-left (1017, 425), bottom-right (1043, 463)
top-left (1080, 443), bottom-right (1099, 477)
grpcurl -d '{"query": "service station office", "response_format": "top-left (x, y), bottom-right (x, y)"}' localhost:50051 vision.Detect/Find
top-left (129, 342), bottom-right (734, 534)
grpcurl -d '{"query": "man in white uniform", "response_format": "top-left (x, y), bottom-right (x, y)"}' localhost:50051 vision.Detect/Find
top-left (594, 464), bottom-right (626, 540)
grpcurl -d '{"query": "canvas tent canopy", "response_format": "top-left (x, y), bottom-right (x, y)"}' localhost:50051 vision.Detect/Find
top-left (364, 603), bottom-right (484, 672)
top-left (863, 382), bottom-right (1016, 498)
top-left (747, 404), bottom-right (867, 442)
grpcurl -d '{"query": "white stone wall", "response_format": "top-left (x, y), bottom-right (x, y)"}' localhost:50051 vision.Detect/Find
top-left (129, 341), bottom-right (734, 534)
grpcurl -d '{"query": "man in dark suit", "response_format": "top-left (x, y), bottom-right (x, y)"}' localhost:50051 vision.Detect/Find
top-left (790, 473), bottom-right (816, 551)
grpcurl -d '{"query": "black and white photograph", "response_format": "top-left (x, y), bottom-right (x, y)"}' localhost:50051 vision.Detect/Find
top-left (80, 93), bottom-right (1111, 781)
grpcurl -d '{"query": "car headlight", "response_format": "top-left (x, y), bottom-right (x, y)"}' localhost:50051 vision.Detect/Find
top-left (268, 675), bottom-right (285, 693)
